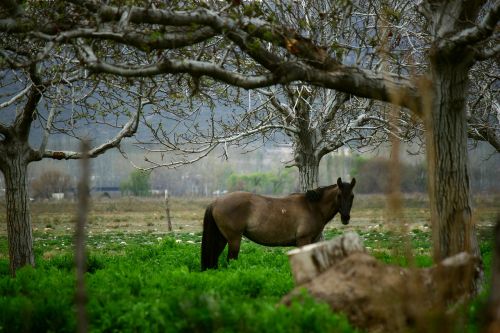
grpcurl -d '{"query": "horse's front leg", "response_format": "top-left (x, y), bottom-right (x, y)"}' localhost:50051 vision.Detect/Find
top-left (227, 236), bottom-right (242, 261)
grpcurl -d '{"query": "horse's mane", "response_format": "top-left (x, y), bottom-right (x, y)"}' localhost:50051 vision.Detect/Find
top-left (304, 184), bottom-right (338, 202)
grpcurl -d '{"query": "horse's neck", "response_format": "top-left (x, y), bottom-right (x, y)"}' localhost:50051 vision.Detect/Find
top-left (319, 190), bottom-right (338, 222)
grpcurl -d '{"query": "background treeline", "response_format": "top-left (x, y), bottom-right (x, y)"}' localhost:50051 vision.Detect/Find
top-left (15, 146), bottom-right (498, 199)
top-left (351, 157), bottom-right (427, 193)
top-left (226, 169), bottom-right (296, 194)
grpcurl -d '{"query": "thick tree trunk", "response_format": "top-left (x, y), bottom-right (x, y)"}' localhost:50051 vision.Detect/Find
top-left (426, 59), bottom-right (481, 263)
top-left (297, 154), bottom-right (320, 192)
top-left (1, 151), bottom-right (35, 276)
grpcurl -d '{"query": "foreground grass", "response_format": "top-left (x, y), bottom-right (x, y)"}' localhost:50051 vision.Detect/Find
top-left (0, 232), bottom-right (358, 333)
top-left (0, 228), bottom-right (494, 333)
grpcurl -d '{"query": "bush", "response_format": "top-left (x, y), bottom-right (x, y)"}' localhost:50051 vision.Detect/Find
top-left (120, 169), bottom-right (151, 196)
top-left (227, 169), bottom-right (295, 194)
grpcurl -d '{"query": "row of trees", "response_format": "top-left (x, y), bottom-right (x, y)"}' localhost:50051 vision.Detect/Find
top-left (0, 0), bottom-right (498, 287)
top-left (20, 147), bottom-right (498, 199)
top-left (30, 170), bottom-right (72, 199)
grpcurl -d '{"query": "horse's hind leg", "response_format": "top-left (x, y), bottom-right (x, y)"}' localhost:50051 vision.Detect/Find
top-left (212, 237), bottom-right (227, 268)
top-left (227, 236), bottom-right (242, 261)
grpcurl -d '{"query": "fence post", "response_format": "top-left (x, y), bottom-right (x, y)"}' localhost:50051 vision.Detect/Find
top-left (165, 189), bottom-right (172, 231)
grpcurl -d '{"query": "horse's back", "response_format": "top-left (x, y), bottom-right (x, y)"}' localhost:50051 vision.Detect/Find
top-left (211, 192), bottom-right (254, 230)
top-left (212, 191), bottom-right (307, 246)
top-left (213, 191), bottom-right (254, 212)
top-left (212, 191), bottom-right (299, 217)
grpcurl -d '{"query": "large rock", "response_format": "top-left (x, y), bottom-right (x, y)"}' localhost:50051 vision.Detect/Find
top-left (282, 233), bottom-right (480, 332)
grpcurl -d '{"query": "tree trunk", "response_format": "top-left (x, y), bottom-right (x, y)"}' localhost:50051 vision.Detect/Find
top-left (297, 153), bottom-right (320, 192)
top-left (426, 59), bottom-right (481, 263)
top-left (1, 151), bottom-right (35, 276)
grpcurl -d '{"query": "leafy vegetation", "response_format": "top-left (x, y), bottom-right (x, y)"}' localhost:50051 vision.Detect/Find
top-left (226, 169), bottom-right (295, 194)
top-left (0, 232), bottom-right (355, 333)
top-left (0, 227), bottom-right (493, 333)
top-left (120, 170), bottom-right (152, 197)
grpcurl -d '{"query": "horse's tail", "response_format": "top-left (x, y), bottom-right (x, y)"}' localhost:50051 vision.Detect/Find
top-left (201, 204), bottom-right (226, 271)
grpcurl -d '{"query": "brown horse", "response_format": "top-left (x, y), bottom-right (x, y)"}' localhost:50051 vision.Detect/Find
top-left (201, 177), bottom-right (356, 270)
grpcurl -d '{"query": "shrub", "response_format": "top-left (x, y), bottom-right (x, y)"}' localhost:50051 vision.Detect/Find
top-left (120, 170), bottom-right (151, 196)
top-left (227, 169), bottom-right (295, 194)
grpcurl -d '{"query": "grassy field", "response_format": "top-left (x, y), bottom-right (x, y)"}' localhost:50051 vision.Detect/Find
top-left (1, 193), bottom-right (497, 237)
top-left (0, 194), bottom-right (497, 332)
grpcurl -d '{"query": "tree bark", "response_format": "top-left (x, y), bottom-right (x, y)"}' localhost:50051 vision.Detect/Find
top-left (423, 0), bottom-right (483, 266)
top-left (297, 154), bottom-right (320, 192)
top-left (418, 3), bottom-right (487, 294)
top-left (1, 149), bottom-right (35, 276)
top-left (426, 59), bottom-right (481, 263)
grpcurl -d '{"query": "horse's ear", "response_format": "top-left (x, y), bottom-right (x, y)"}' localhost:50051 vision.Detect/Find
top-left (351, 178), bottom-right (356, 188)
top-left (337, 177), bottom-right (343, 189)
top-left (306, 190), bottom-right (321, 202)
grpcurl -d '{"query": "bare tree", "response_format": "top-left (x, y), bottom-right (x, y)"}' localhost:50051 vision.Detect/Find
top-left (1, 1), bottom-right (499, 287)
top-left (0, 10), bottom-right (147, 274)
top-left (136, 0), bottom-right (427, 192)
top-left (31, 169), bottom-right (72, 199)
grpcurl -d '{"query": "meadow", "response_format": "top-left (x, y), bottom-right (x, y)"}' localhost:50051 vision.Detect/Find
top-left (0, 194), bottom-right (497, 332)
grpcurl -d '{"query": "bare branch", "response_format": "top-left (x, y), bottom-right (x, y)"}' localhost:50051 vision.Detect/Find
top-left (76, 41), bottom-right (278, 89)
top-left (41, 95), bottom-right (143, 160)
top-left (468, 126), bottom-right (500, 153)
top-left (322, 93), bottom-right (350, 125)
top-left (38, 100), bottom-right (57, 155)
top-left (0, 83), bottom-right (32, 108)
top-left (260, 89), bottom-right (296, 124)
top-left (34, 27), bottom-right (216, 51)
top-left (14, 65), bottom-right (44, 140)
top-left (132, 144), bottom-right (219, 171)
top-left (76, 41), bottom-right (420, 113)
top-left (446, 1), bottom-right (500, 49)
top-left (475, 42), bottom-right (500, 61)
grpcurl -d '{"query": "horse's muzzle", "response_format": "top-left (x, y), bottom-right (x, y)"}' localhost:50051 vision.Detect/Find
top-left (341, 215), bottom-right (350, 225)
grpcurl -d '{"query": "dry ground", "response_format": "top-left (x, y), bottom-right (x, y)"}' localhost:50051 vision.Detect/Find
top-left (0, 193), bottom-right (497, 237)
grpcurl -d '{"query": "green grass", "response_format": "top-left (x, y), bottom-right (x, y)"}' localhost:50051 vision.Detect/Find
top-left (0, 229), bottom-right (494, 333)
top-left (0, 233), bottom-right (358, 333)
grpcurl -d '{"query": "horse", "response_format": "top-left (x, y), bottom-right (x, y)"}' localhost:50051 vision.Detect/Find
top-left (201, 177), bottom-right (356, 270)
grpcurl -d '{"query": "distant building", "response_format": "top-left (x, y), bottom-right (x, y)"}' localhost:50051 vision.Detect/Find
top-left (90, 186), bottom-right (121, 198)
top-left (51, 193), bottom-right (64, 200)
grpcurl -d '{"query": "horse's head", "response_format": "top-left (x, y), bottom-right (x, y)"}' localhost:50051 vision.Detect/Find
top-left (336, 177), bottom-right (356, 225)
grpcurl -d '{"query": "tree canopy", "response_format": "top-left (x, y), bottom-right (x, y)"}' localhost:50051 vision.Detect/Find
top-left (1, 0), bottom-right (499, 282)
